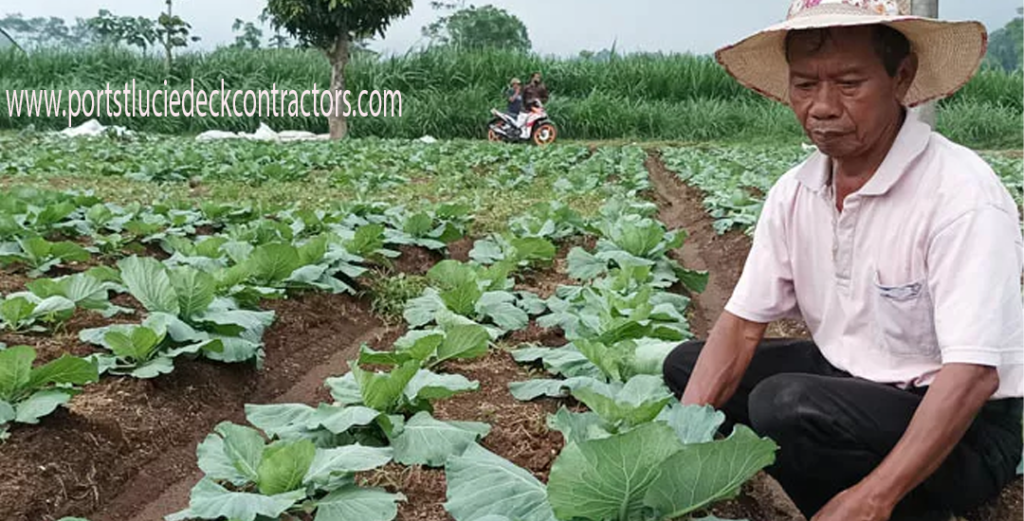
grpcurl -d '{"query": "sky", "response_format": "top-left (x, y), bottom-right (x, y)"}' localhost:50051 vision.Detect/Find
top-left (1, 0), bottom-right (1020, 57)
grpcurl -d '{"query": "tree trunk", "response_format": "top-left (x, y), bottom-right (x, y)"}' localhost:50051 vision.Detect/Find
top-left (163, 0), bottom-right (173, 76)
top-left (328, 35), bottom-right (350, 139)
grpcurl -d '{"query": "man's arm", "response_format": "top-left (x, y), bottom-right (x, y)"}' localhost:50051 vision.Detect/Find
top-left (681, 311), bottom-right (768, 408)
top-left (812, 363), bottom-right (998, 521)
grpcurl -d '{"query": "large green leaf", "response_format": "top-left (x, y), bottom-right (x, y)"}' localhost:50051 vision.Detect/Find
top-left (547, 422), bottom-right (683, 521)
top-left (196, 433), bottom-right (250, 485)
top-left (105, 326), bottom-right (163, 362)
top-left (434, 324), bottom-right (490, 364)
top-left (511, 346), bottom-right (603, 379)
top-left (405, 369), bottom-right (479, 403)
top-left (566, 247), bottom-right (608, 280)
top-left (304, 445), bottom-right (394, 486)
top-left (546, 406), bottom-right (611, 445)
top-left (391, 411), bottom-right (490, 467)
top-left (655, 403), bottom-right (725, 445)
top-left (354, 361), bottom-right (419, 413)
top-left (643, 426), bottom-right (778, 520)
top-left (441, 281), bottom-right (483, 316)
top-left (510, 237), bottom-right (556, 265)
top-left (216, 422), bottom-right (265, 483)
top-left (29, 295), bottom-right (76, 320)
top-left (27, 354), bottom-right (98, 388)
top-left (129, 356), bottom-right (175, 379)
top-left (427, 260), bottom-right (475, 289)
top-left (394, 330), bottom-right (445, 360)
top-left (403, 290), bottom-right (447, 328)
top-left (677, 268), bottom-right (709, 294)
top-left (168, 477), bottom-right (304, 521)
top-left (169, 267), bottom-right (216, 318)
top-left (508, 377), bottom-right (592, 401)
top-left (245, 403), bottom-right (317, 441)
top-left (14, 388), bottom-right (73, 424)
top-left (570, 375), bottom-right (673, 428)
top-left (309, 404), bottom-right (382, 434)
top-left (257, 439), bottom-right (317, 495)
top-left (118, 256), bottom-right (180, 315)
top-left (444, 443), bottom-right (556, 521)
top-left (314, 485), bottom-right (404, 521)
top-left (477, 294), bottom-right (529, 332)
top-left (631, 339), bottom-right (678, 376)
top-left (0, 400), bottom-right (15, 425)
top-left (248, 243), bottom-right (302, 283)
top-left (325, 373), bottom-right (362, 406)
top-left (0, 345), bottom-right (34, 399)
top-left (1, 297), bottom-right (36, 330)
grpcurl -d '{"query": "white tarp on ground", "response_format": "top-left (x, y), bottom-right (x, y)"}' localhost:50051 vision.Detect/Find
top-left (196, 123), bottom-right (330, 142)
top-left (58, 119), bottom-right (132, 138)
top-left (55, 119), bottom-right (439, 144)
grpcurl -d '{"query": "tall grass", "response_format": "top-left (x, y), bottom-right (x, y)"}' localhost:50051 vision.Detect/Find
top-left (0, 46), bottom-right (1020, 147)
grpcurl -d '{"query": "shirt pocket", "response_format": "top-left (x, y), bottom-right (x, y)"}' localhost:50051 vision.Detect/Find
top-left (871, 271), bottom-right (940, 358)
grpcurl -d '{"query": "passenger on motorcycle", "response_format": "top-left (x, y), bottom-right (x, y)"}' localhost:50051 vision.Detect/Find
top-left (505, 78), bottom-right (528, 131)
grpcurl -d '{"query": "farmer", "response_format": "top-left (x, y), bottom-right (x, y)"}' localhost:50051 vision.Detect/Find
top-left (662, 1), bottom-right (1023, 521)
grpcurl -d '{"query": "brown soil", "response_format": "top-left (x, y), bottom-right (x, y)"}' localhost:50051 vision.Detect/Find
top-left (446, 237), bottom-right (474, 263)
top-left (360, 321), bottom-right (570, 521)
top-left (0, 292), bottom-right (387, 521)
top-left (514, 244), bottom-right (576, 301)
top-left (390, 245), bottom-right (444, 276)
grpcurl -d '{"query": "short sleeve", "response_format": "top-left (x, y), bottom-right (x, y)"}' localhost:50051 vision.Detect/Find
top-left (724, 181), bottom-right (799, 323)
top-left (927, 205), bottom-right (1024, 367)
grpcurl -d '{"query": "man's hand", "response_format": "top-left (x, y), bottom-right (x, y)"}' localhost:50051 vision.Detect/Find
top-left (814, 363), bottom-right (998, 520)
top-left (811, 484), bottom-right (894, 521)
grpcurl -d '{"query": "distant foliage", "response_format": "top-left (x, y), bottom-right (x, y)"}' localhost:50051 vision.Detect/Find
top-left (423, 3), bottom-right (531, 53)
top-left (985, 8), bottom-right (1023, 72)
top-left (0, 46), bottom-right (1019, 148)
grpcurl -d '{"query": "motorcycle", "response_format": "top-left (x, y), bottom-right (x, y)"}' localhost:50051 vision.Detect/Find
top-left (487, 101), bottom-right (557, 145)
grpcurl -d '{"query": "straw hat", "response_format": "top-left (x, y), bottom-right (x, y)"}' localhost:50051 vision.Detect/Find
top-left (714, 0), bottom-right (987, 107)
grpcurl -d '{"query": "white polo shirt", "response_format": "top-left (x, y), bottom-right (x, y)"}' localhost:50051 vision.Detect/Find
top-left (725, 118), bottom-right (1024, 399)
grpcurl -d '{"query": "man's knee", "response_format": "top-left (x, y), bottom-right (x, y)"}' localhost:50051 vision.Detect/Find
top-left (748, 373), bottom-right (826, 437)
top-left (662, 339), bottom-right (704, 397)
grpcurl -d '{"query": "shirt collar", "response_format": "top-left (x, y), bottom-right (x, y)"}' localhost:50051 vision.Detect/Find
top-left (795, 116), bottom-right (932, 196)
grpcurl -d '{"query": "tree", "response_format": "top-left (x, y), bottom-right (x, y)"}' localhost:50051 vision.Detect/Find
top-left (985, 8), bottom-right (1023, 71)
top-left (422, 3), bottom-right (531, 53)
top-left (231, 18), bottom-right (264, 49)
top-left (0, 14), bottom-right (85, 47)
top-left (156, 0), bottom-right (200, 72)
top-left (263, 0), bottom-right (414, 139)
top-left (82, 10), bottom-right (158, 50)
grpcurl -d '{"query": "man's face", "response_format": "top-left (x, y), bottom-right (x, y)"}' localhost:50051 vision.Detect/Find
top-left (531, 74), bottom-right (541, 84)
top-left (787, 27), bottom-right (914, 158)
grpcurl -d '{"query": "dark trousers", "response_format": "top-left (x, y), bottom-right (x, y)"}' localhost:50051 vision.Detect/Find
top-left (662, 339), bottom-right (1023, 520)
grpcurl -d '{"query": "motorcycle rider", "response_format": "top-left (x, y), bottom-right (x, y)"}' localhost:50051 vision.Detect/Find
top-left (523, 72), bottom-right (549, 109)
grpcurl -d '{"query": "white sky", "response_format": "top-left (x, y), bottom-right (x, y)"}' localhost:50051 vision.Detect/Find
top-left (1, 0), bottom-right (1019, 57)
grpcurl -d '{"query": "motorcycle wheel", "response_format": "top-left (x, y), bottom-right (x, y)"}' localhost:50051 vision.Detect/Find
top-left (532, 122), bottom-right (557, 146)
top-left (487, 119), bottom-right (504, 142)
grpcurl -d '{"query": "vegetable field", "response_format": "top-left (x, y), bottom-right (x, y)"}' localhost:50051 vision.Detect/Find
top-left (0, 133), bottom-right (1021, 521)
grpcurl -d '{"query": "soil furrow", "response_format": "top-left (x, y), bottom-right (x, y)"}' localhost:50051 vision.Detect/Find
top-left (0, 292), bottom-right (387, 521)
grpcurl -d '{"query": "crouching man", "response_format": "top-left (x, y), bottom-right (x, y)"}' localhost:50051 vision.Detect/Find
top-left (662, 1), bottom-right (1023, 520)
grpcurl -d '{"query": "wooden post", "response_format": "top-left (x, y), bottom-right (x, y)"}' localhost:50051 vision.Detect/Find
top-left (910, 0), bottom-right (938, 128)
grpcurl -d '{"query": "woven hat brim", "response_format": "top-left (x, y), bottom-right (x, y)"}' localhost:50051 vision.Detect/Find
top-left (714, 13), bottom-right (987, 107)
